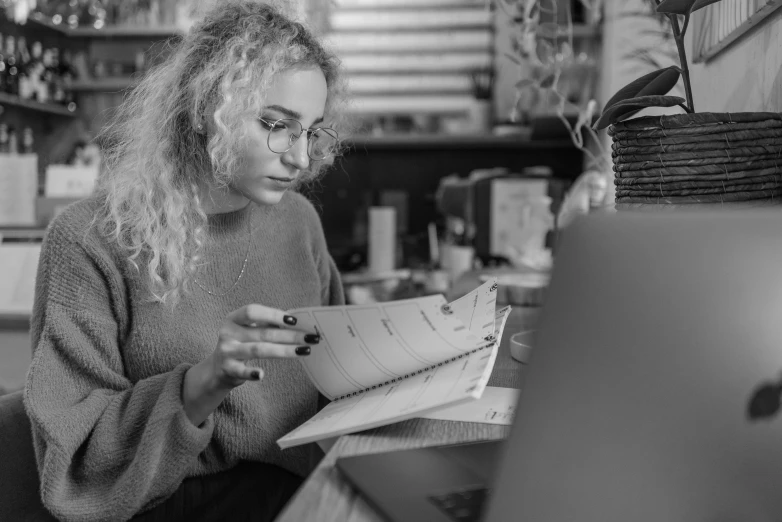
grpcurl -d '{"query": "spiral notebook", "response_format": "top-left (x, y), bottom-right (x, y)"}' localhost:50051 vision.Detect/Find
top-left (277, 278), bottom-right (510, 449)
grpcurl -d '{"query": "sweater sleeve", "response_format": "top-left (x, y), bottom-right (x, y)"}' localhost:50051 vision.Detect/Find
top-left (321, 253), bottom-right (345, 306)
top-left (23, 219), bottom-right (214, 522)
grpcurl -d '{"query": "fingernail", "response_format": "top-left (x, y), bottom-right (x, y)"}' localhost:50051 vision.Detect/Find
top-left (295, 346), bottom-right (311, 356)
top-left (304, 334), bottom-right (320, 344)
top-left (251, 370), bottom-right (262, 380)
top-left (284, 315), bottom-right (297, 326)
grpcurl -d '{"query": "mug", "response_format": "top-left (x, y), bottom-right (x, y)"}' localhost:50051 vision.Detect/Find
top-left (510, 330), bottom-right (536, 364)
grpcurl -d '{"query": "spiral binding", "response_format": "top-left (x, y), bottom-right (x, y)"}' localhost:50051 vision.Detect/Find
top-left (333, 336), bottom-right (497, 402)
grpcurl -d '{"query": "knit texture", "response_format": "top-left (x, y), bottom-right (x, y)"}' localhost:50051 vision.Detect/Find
top-left (23, 191), bottom-right (344, 522)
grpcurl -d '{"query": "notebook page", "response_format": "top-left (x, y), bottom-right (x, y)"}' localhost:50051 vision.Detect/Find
top-left (277, 306), bottom-right (511, 449)
top-left (418, 386), bottom-right (521, 425)
top-left (445, 277), bottom-right (498, 340)
top-left (288, 292), bottom-right (489, 401)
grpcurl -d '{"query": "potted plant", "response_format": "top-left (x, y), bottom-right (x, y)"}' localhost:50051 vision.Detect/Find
top-left (593, 0), bottom-right (782, 207)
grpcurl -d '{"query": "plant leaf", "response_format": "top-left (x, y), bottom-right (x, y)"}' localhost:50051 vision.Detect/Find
top-left (504, 52), bottom-right (522, 65)
top-left (593, 95), bottom-right (686, 130)
top-left (657, 0), bottom-right (724, 15)
top-left (539, 73), bottom-right (556, 89)
top-left (515, 79), bottom-right (536, 89)
top-left (603, 66), bottom-right (681, 111)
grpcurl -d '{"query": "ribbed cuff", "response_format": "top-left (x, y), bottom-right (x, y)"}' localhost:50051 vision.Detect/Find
top-left (169, 363), bottom-right (215, 452)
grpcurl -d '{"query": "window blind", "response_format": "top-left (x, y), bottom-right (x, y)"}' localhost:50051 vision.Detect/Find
top-left (692, 0), bottom-right (782, 62)
top-left (323, 0), bottom-right (494, 116)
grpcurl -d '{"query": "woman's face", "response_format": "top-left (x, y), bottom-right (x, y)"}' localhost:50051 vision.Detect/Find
top-left (204, 66), bottom-right (328, 212)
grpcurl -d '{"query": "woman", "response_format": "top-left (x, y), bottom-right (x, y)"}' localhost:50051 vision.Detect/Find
top-left (23, 2), bottom-right (348, 520)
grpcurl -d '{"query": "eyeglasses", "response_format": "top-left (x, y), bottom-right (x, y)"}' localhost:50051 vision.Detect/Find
top-left (258, 117), bottom-right (339, 161)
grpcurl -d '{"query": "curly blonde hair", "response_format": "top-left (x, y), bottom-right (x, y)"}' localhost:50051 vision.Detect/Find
top-left (94, 0), bottom-right (349, 306)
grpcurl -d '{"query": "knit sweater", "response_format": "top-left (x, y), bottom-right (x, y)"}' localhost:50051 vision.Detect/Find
top-left (23, 191), bottom-right (344, 522)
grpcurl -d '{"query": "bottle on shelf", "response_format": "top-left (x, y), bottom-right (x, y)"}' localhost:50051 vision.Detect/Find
top-left (83, 0), bottom-right (108, 29)
top-left (7, 126), bottom-right (18, 154)
top-left (0, 123), bottom-right (9, 154)
top-left (0, 32), bottom-right (6, 93)
top-left (17, 37), bottom-right (33, 100)
top-left (21, 127), bottom-right (34, 154)
top-left (38, 48), bottom-right (53, 104)
top-left (4, 36), bottom-right (19, 96)
top-left (60, 49), bottom-right (78, 111)
top-left (66, 0), bottom-right (81, 28)
top-left (27, 42), bottom-right (45, 101)
top-left (32, 0), bottom-right (53, 21)
top-left (49, 0), bottom-right (71, 26)
top-left (134, 49), bottom-right (146, 74)
top-left (50, 48), bottom-right (66, 104)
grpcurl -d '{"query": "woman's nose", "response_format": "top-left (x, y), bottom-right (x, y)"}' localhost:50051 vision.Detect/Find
top-left (281, 134), bottom-right (310, 170)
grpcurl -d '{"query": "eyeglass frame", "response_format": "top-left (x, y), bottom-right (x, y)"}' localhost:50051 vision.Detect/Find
top-left (258, 117), bottom-right (339, 161)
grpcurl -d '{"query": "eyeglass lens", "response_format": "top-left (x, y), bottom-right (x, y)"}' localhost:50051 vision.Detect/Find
top-left (266, 119), bottom-right (338, 160)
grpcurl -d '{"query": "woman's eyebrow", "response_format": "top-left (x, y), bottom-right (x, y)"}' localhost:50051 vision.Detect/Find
top-left (264, 104), bottom-right (325, 125)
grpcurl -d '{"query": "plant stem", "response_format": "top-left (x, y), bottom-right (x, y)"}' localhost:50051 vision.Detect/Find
top-left (669, 14), bottom-right (695, 113)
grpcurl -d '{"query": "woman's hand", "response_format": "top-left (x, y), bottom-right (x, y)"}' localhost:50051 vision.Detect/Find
top-left (182, 304), bottom-right (319, 426)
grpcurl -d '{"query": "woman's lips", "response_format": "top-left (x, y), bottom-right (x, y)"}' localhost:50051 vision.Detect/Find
top-left (267, 177), bottom-right (295, 189)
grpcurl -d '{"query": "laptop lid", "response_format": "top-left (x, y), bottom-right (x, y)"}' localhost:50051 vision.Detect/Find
top-left (485, 209), bottom-right (782, 522)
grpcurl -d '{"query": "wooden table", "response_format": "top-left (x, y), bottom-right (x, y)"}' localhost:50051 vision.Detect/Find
top-left (277, 306), bottom-right (540, 522)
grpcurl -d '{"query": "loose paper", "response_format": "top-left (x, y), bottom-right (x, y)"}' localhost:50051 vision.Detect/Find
top-left (418, 386), bottom-right (521, 425)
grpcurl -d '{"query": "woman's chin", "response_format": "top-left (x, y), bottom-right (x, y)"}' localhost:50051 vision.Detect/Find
top-left (249, 188), bottom-right (288, 206)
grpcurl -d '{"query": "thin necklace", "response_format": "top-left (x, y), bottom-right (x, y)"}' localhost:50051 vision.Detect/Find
top-left (194, 205), bottom-right (254, 297)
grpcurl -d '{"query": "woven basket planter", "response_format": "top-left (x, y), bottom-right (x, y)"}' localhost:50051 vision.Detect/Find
top-left (609, 112), bottom-right (782, 209)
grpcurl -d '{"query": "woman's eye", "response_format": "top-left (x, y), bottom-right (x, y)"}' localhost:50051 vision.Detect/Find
top-left (260, 119), bottom-right (285, 131)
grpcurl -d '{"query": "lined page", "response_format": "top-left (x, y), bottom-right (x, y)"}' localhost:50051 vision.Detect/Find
top-left (277, 306), bottom-right (511, 449)
top-left (289, 283), bottom-right (495, 401)
top-left (418, 386), bottom-right (521, 425)
top-left (445, 278), bottom-right (497, 340)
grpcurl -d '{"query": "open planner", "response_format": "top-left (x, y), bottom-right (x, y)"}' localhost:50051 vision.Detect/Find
top-left (277, 278), bottom-right (511, 449)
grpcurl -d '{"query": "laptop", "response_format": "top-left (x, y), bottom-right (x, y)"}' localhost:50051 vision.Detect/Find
top-left (336, 209), bottom-right (782, 522)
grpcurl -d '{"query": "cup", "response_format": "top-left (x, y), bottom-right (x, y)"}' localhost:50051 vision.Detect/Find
top-left (442, 244), bottom-right (475, 282)
top-left (510, 330), bottom-right (537, 364)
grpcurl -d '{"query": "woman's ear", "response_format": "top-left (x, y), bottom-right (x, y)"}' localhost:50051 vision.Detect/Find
top-left (195, 100), bottom-right (217, 136)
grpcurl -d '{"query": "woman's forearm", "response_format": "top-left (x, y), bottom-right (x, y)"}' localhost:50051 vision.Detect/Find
top-left (183, 360), bottom-right (232, 427)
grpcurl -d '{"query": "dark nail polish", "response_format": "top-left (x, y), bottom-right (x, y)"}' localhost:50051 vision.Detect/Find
top-left (251, 370), bottom-right (261, 380)
top-left (284, 315), bottom-right (297, 326)
top-left (295, 346), bottom-right (311, 356)
top-left (304, 334), bottom-right (320, 344)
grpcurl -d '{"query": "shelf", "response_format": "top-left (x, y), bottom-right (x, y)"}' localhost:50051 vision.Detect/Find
top-left (0, 313), bottom-right (31, 329)
top-left (23, 17), bottom-right (69, 35)
top-left (346, 134), bottom-right (575, 149)
top-left (335, 0), bottom-right (486, 10)
top-left (67, 25), bottom-right (183, 38)
top-left (69, 77), bottom-right (137, 92)
top-left (0, 92), bottom-right (78, 117)
top-left (0, 227), bottom-right (46, 242)
top-left (7, 16), bottom-right (181, 38)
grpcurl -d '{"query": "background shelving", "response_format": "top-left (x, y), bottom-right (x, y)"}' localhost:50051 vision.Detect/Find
top-left (0, 92), bottom-right (78, 117)
top-left (67, 25), bottom-right (182, 38)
